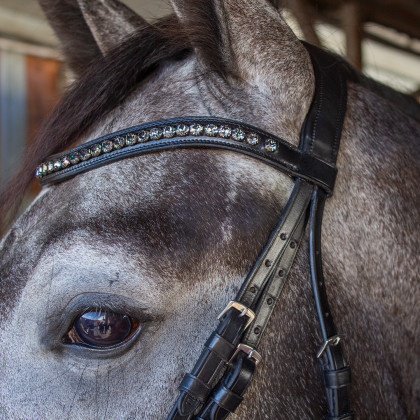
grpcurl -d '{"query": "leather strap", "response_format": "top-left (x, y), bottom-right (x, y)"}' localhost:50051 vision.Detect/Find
top-left (39, 116), bottom-right (338, 195)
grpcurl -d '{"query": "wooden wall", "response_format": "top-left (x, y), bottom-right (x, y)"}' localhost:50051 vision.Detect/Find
top-left (0, 43), bottom-right (61, 196)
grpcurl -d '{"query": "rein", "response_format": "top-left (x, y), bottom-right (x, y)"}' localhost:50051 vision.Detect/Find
top-left (37, 44), bottom-right (355, 420)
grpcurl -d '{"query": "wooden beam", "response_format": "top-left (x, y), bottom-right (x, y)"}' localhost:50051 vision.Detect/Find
top-left (342, 1), bottom-right (363, 70)
top-left (286, 0), bottom-right (322, 47)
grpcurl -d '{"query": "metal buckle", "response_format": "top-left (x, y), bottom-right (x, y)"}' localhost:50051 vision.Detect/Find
top-left (316, 335), bottom-right (341, 359)
top-left (217, 301), bottom-right (256, 330)
top-left (230, 343), bottom-right (262, 366)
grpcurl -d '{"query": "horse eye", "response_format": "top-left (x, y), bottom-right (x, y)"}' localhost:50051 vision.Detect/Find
top-left (63, 311), bottom-right (140, 348)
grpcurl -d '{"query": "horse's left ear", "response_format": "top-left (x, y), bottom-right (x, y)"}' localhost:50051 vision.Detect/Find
top-left (169, 0), bottom-right (313, 99)
top-left (39, 0), bottom-right (148, 75)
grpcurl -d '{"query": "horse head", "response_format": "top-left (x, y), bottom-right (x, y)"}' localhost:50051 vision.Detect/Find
top-left (1, 1), bottom-right (419, 419)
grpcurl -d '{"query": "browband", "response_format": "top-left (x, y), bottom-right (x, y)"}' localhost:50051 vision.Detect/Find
top-left (36, 43), bottom-right (354, 420)
top-left (36, 117), bottom-right (337, 195)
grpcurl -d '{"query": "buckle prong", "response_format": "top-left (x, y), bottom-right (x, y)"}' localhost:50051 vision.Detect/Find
top-left (218, 301), bottom-right (255, 330)
top-left (317, 335), bottom-right (341, 359)
top-left (230, 343), bottom-right (262, 366)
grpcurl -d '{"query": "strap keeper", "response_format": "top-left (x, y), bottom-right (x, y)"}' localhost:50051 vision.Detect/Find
top-left (324, 411), bottom-right (354, 420)
top-left (204, 333), bottom-right (235, 361)
top-left (178, 373), bottom-right (212, 402)
top-left (323, 366), bottom-right (351, 389)
top-left (211, 383), bottom-right (243, 412)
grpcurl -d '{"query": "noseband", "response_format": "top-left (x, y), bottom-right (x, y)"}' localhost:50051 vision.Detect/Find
top-left (37, 44), bottom-right (355, 420)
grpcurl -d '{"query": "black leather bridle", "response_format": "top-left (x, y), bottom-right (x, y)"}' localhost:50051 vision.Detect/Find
top-left (37, 44), bottom-right (355, 420)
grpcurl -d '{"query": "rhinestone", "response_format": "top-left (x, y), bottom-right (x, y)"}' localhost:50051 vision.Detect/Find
top-left (69, 152), bottom-right (81, 165)
top-left (125, 133), bottom-right (137, 146)
top-left (246, 133), bottom-right (260, 145)
top-left (265, 139), bottom-right (277, 152)
top-left (42, 163), bottom-right (48, 173)
top-left (176, 124), bottom-right (189, 136)
top-left (53, 160), bottom-right (62, 171)
top-left (35, 167), bottom-right (43, 178)
top-left (232, 128), bottom-right (245, 142)
top-left (80, 148), bottom-right (91, 161)
top-left (219, 125), bottom-right (232, 138)
top-left (138, 130), bottom-right (150, 143)
top-left (101, 140), bottom-right (113, 153)
top-left (113, 136), bottom-right (125, 149)
top-left (47, 162), bottom-right (54, 173)
top-left (205, 124), bottom-right (219, 136)
top-left (149, 128), bottom-right (163, 140)
top-left (61, 156), bottom-right (71, 168)
top-left (91, 143), bottom-right (101, 157)
top-left (190, 123), bottom-right (203, 136)
top-left (163, 126), bottom-right (175, 138)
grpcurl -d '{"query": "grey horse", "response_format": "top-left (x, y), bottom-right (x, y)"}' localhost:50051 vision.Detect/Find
top-left (0, 0), bottom-right (419, 419)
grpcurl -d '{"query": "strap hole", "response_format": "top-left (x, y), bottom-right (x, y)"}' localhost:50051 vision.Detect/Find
top-left (280, 233), bottom-right (287, 240)
top-left (250, 286), bottom-right (256, 293)
top-left (267, 298), bottom-right (273, 305)
top-left (254, 327), bottom-right (261, 335)
top-left (278, 270), bottom-right (285, 277)
top-left (290, 241), bottom-right (296, 249)
top-left (264, 259), bottom-right (272, 267)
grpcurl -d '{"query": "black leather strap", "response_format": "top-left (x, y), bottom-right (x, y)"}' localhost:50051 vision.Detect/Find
top-left (302, 43), bottom-right (354, 420)
top-left (39, 116), bottom-right (338, 195)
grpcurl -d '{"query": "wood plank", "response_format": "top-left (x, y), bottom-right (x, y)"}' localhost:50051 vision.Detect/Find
top-left (342, 1), bottom-right (363, 70)
top-left (26, 55), bottom-right (61, 195)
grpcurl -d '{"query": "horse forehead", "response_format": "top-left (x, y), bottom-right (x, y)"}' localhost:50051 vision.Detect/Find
top-left (35, 150), bottom-right (289, 279)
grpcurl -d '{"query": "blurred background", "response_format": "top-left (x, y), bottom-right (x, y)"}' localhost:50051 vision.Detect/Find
top-left (0, 0), bottom-right (419, 203)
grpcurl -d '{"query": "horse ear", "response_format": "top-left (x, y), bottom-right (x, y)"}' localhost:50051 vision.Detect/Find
top-left (39, 0), bottom-right (148, 75)
top-left (169, 0), bottom-right (313, 97)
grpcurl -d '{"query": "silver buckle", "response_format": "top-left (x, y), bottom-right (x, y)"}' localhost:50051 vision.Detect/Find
top-left (316, 335), bottom-right (341, 359)
top-left (218, 301), bottom-right (256, 330)
top-left (230, 343), bottom-right (262, 366)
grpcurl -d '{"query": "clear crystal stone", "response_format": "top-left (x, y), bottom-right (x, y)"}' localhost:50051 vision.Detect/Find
top-left (138, 130), bottom-right (149, 143)
top-left (47, 162), bottom-right (54, 173)
top-left (69, 152), bottom-right (81, 165)
top-left (53, 160), bottom-right (62, 171)
top-left (176, 124), bottom-right (189, 136)
top-left (91, 144), bottom-right (101, 157)
top-left (80, 148), bottom-right (91, 161)
top-left (125, 133), bottom-right (137, 146)
top-left (149, 128), bottom-right (163, 140)
top-left (219, 125), bottom-right (232, 138)
top-left (163, 126), bottom-right (175, 138)
top-left (232, 128), bottom-right (245, 141)
top-left (61, 156), bottom-right (71, 168)
top-left (101, 140), bottom-right (113, 153)
top-left (113, 136), bottom-right (125, 149)
top-left (246, 133), bottom-right (260, 145)
top-left (42, 163), bottom-right (48, 172)
top-left (190, 123), bottom-right (203, 136)
top-left (205, 124), bottom-right (219, 136)
top-left (35, 167), bottom-right (43, 178)
top-left (265, 139), bottom-right (277, 152)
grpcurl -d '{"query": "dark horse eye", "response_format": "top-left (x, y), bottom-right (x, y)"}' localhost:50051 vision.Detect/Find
top-left (64, 311), bottom-right (140, 348)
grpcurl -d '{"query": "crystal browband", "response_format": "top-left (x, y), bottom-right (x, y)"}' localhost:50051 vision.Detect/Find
top-left (36, 117), bottom-right (338, 193)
